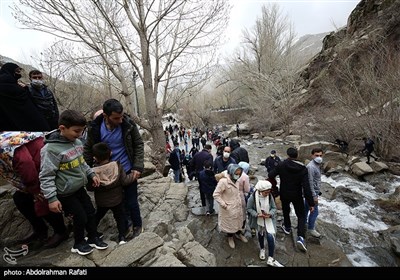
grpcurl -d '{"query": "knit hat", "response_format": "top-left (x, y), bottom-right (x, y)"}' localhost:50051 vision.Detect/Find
top-left (255, 180), bottom-right (272, 191)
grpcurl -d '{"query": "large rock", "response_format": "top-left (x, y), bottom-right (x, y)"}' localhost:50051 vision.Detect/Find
top-left (350, 162), bottom-right (374, 176)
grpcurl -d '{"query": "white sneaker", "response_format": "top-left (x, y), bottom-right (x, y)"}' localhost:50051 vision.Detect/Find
top-left (259, 249), bottom-right (266, 260)
top-left (228, 237), bottom-right (235, 249)
top-left (267, 256), bottom-right (284, 267)
top-left (309, 229), bottom-right (321, 238)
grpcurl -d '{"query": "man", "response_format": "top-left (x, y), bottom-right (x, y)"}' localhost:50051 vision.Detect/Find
top-left (214, 146), bottom-right (236, 174)
top-left (268, 147), bottom-right (314, 252)
top-left (28, 70), bottom-right (59, 130)
top-left (265, 150), bottom-right (281, 175)
top-left (305, 148), bottom-right (323, 238)
top-left (361, 137), bottom-right (378, 164)
top-left (0, 63), bottom-right (50, 131)
top-left (84, 99), bottom-right (144, 238)
top-left (168, 142), bottom-right (181, 183)
top-left (229, 139), bottom-right (249, 164)
top-left (190, 144), bottom-right (213, 207)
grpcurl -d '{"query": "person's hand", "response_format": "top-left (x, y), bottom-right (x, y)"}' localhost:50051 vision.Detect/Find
top-left (92, 176), bottom-right (100, 187)
top-left (33, 192), bottom-right (45, 202)
top-left (49, 200), bottom-right (62, 213)
top-left (17, 81), bottom-right (27, 87)
top-left (131, 170), bottom-right (141, 181)
top-left (309, 206), bottom-right (315, 213)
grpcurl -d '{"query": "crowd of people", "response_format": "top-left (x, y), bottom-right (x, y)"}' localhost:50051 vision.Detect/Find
top-left (0, 61), bottom-right (381, 265)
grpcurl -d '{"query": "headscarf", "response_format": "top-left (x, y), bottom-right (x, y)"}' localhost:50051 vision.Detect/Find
top-left (0, 63), bottom-right (21, 83)
top-left (238, 161), bottom-right (250, 174)
top-left (227, 163), bottom-right (242, 182)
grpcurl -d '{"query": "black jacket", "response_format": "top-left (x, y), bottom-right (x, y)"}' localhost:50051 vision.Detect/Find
top-left (28, 85), bottom-right (59, 130)
top-left (230, 139), bottom-right (249, 163)
top-left (0, 72), bottom-right (50, 131)
top-left (268, 158), bottom-right (314, 206)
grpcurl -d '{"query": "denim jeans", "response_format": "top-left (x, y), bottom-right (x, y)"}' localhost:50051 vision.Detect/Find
top-left (258, 232), bottom-right (275, 257)
top-left (305, 199), bottom-right (319, 230)
top-left (124, 180), bottom-right (142, 228)
top-left (173, 168), bottom-right (181, 183)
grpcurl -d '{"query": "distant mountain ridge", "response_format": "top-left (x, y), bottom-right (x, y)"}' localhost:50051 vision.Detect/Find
top-left (292, 32), bottom-right (330, 65)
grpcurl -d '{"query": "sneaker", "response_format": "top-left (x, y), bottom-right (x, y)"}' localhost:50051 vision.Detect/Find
top-left (96, 232), bottom-right (104, 239)
top-left (309, 229), bottom-right (321, 238)
top-left (71, 241), bottom-right (94, 256)
top-left (206, 211), bottom-right (210, 216)
top-left (209, 209), bottom-right (215, 215)
top-left (259, 249), bottom-right (266, 260)
top-left (87, 236), bottom-right (109, 250)
top-left (235, 233), bottom-right (248, 243)
top-left (296, 236), bottom-right (307, 252)
top-left (118, 236), bottom-right (127, 245)
top-left (251, 228), bottom-right (256, 237)
top-left (267, 256), bottom-right (284, 267)
top-left (281, 223), bottom-right (291, 235)
top-left (228, 237), bottom-right (235, 249)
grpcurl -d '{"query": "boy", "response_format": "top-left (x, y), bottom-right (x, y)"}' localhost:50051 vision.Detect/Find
top-left (40, 110), bottom-right (108, 256)
top-left (87, 142), bottom-right (135, 245)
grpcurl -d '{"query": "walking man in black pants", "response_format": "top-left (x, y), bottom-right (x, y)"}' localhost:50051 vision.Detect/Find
top-left (268, 147), bottom-right (314, 252)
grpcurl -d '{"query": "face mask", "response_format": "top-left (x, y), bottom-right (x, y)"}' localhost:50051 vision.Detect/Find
top-left (223, 152), bottom-right (230, 158)
top-left (314, 156), bottom-right (323, 164)
top-left (271, 154), bottom-right (275, 157)
top-left (31, 79), bottom-right (44, 87)
top-left (232, 174), bottom-right (240, 181)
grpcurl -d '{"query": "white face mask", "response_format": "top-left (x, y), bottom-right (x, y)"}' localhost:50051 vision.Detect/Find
top-left (223, 152), bottom-right (230, 159)
top-left (232, 174), bottom-right (240, 181)
top-left (314, 156), bottom-right (323, 164)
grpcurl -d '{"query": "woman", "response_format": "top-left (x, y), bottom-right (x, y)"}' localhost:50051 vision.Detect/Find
top-left (247, 180), bottom-right (283, 267)
top-left (213, 164), bottom-right (248, 249)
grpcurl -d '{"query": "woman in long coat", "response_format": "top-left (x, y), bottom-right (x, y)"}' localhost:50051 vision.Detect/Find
top-left (213, 164), bottom-right (248, 249)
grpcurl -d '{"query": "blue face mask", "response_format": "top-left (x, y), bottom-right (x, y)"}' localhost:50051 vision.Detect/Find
top-left (314, 156), bottom-right (323, 164)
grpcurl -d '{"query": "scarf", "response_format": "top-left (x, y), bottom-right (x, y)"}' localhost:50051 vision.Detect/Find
top-left (255, 191), bottom-right (275, 234)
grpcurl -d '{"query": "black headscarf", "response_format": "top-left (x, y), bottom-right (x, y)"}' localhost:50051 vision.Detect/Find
top-left (0, 63), bottom-right (51, 131)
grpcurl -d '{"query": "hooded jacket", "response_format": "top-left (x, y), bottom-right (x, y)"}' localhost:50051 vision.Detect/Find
top-left (268, 158), bottom-right (314, 207)
top-left (230, 139), bottom-right (249, 163)
top-left (87, 161), bottom-right (135, 208)
top-left (0, 63), bottom-right (50, 131)
top-left (39, 130), bottom-right (96, 203)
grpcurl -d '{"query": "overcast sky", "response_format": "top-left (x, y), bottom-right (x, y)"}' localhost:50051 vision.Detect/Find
top-left (0, 0), bottom-right (360, 65)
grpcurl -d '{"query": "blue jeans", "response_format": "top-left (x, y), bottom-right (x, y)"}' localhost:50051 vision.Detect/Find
top-left (124, 180), bottom-right (142, 228)
top-left (305, 199), bottom-right (318, 230)
top-left (258, 232), bottom-right (275, 257)
top-left (173, 168), bottom-right (181, 183)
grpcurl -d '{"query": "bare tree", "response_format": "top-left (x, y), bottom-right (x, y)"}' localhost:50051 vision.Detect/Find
top-left (219, 3), bottom-right (301, 133)
top-left (319, 39), bottom-right (400, 159)
top-left (13, 0), bottom-right (230, 171)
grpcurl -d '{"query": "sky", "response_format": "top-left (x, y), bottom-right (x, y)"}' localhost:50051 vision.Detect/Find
top-left (0, 0), bottom-right (360, 65)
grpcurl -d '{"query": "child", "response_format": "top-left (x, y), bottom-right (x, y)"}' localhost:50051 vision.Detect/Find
top-left (87, 142), bottom-right (135, 245)
top-left (40, 110), bottom-right (108, 256)
top-left (247, 180), bottom-right (283, 267)
top-left (198, 160), bottom-right (217, 215)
